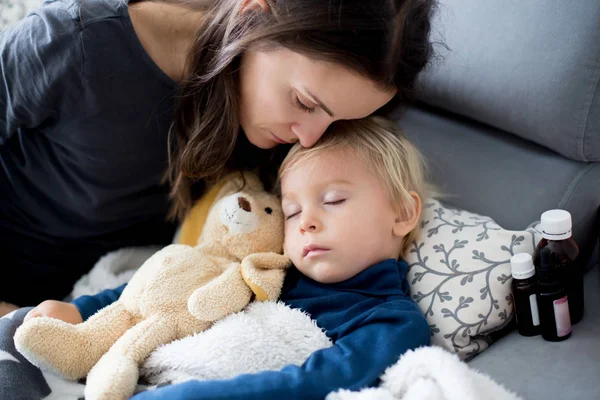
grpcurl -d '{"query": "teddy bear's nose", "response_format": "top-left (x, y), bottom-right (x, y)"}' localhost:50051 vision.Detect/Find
top-left (238, 196), bottom-right (252, 212)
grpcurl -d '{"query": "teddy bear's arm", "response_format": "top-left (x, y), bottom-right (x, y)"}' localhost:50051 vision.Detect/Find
top-left (240, 253), bottom-right (291, 301)
top-left (187, 264), bottom-right (253, 322)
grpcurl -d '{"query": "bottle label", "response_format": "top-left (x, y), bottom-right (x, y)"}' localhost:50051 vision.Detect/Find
top-left (529, 294), bottom-right (540, 326)
top-left (553, 296), bottom-right (571, 337)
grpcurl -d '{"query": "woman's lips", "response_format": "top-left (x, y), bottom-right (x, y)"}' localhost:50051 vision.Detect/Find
top-left (270, 131), bottom-right (290, 144)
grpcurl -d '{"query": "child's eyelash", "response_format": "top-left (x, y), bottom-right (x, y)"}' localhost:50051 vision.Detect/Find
top-left (296, 97), bottom-right (316, 114)
top-left (286, 212), bottom-right (300, 220)
top-left (285, 199), bottom-right (345, 220)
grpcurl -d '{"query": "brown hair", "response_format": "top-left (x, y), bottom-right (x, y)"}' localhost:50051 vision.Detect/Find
top-left (279, 116), bottom-right (432, 258)
top-left (166, 0), bottom-right (437, 220)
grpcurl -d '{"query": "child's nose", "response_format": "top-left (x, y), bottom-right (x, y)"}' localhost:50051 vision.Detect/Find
top-left (299, 215), bottom-right (322, 233)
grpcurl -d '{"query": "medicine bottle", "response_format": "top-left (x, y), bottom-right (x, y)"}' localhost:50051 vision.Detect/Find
top-left (510, 253), bottom-right (540, 337)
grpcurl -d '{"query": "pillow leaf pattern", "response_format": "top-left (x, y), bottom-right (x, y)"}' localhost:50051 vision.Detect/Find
top-left (406, 199), bottom-right (541, 360)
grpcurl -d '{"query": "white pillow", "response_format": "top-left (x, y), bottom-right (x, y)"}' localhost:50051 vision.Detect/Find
top-left (406, 199), bottom-right (541, 360)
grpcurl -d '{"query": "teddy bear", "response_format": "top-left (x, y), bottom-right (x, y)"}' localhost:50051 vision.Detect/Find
top-left (14, 171), bottom-right (291, 400)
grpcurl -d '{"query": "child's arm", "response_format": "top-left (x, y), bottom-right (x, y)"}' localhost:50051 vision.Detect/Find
top-left (71, 284), bottom-right (127, 321)
top-left (25, 284), bottom-right (127, 324)
top-left (130, 299), bottom-right (430, 400)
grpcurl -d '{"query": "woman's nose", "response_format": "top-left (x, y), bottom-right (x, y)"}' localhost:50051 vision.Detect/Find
top-left (291, 121), bottom-right (329, 148)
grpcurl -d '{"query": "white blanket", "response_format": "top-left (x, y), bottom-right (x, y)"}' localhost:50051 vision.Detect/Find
top-left (71, 248), bottom-right (524, 400)
top-left (141, 301), bottom-right (332, 385)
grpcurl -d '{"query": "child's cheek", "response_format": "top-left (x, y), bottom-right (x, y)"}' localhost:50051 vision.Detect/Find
top-left (282, 235), bottom-right (299, 265)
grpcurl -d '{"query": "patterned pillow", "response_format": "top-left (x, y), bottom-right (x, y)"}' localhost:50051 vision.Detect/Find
top-left (406, 199), bottom-right (541, 360)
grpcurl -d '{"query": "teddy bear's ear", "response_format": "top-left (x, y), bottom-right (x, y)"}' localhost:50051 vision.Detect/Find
top-left (215, 171), bottom-right (264, 200)
top-left (240, 171), bottom-right (264, 190)
top-left (214, 173), bottom-right (245, 200)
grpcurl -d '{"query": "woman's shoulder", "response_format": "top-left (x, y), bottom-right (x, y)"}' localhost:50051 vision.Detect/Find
top-left (31, 0), bottom-right (131, 28)
top-left (75, 0), bottom-right (131, 26)
top-left (1, 0), bottom-right (134, 71)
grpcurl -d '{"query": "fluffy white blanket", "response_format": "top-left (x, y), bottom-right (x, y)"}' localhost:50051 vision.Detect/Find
top-left (71, 248), bottom-right (523, 400)
top-left (141, 301), bottom-right (332, 385)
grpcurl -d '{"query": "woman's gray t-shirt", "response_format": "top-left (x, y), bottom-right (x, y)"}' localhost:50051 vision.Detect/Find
top-left (0, 0), bottom-right (178, 242)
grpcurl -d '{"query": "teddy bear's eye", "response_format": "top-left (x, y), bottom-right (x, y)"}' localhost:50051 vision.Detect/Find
top-left (265, 207), bottom-right (273, 215)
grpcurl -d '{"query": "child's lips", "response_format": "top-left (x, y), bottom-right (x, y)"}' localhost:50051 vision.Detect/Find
top-left (302, 244), bottom-right (330, 258)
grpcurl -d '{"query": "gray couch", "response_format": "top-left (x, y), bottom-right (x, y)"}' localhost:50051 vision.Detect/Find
top-left (395, 1), bottom-right (600, 399)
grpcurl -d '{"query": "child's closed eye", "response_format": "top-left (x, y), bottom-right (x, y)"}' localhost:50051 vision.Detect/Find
top-left (285, 211), bottom-right (300, 220)
top-left (324, 199), bottom-right (346, 206)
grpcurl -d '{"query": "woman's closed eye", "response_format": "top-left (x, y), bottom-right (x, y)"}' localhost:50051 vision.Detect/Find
top-left (295, 96), bottom-right (316, 114)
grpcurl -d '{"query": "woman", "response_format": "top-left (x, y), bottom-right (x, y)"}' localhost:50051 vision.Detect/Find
top-left (0, 0), bottom-right (435, 315)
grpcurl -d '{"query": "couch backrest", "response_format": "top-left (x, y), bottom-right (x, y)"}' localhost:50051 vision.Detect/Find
top-left (416, 0), bottom-right (600, 162)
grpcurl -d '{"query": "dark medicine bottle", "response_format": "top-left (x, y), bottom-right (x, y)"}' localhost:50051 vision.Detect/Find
top-left (510, 253), bottom-right (540, 336)
top-left (534, 210), bottom-right (584, 325)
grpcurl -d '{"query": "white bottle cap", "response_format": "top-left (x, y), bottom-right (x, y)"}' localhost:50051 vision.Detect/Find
top-left (510, 253), bottom-right (535, 279)
top-left (540, 209), bottom-right (572, 240)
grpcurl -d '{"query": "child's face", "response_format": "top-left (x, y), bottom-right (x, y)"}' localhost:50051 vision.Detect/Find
top-left (281, 148), bottom-right (406, 284)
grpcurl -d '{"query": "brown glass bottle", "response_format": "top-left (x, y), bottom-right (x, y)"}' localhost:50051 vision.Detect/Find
top-left (534, 238), bottom-right (583, 324)
top-left (510, 254), bottom-right (540, 337)
top-left (533, 210), bottom-right (584, 325)
top-left (536, 270), bottom-right (572, 341)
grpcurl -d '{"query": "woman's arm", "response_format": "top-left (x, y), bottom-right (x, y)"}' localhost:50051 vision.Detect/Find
top-left (130, 300), bottom-right (430, 400)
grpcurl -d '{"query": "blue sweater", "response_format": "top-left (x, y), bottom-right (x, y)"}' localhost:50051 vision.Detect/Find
top-left (72, 259), bottom-right (430, 400)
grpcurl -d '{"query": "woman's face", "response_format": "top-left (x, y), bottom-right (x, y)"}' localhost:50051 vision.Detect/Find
top-left (239, 48), bottom-right (396, 149)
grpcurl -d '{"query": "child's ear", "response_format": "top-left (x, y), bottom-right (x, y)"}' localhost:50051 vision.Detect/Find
top-left (392, 192), bottom-right (422, 238)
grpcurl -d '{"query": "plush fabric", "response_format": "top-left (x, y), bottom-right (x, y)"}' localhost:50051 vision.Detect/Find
top-left (71, 197), bottom-right (544, 364)
top-left (137, 302), bottom-right (520, 400)
top-left (327, 346), bottom-right (522, 400)
top-left (0, 304), bottom-right (523, 400)
top-left (14, 173), bottom-right (291, 400)
top-left (405, 199), bottom-right (541, 360)
top-left (178, 179), bottom-right (228, 246)
top-left (141, 301), bottom-right (332, 385)
top-left (69, 246), bottom-right (161, 300)
top-left (178, 184), bottom-right (547, 362)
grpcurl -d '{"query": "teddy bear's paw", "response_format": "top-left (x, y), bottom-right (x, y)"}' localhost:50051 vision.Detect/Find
top-left (85, 355), bottom-right (139, 400)
top-left (14, 317), bottom-right (90, 380)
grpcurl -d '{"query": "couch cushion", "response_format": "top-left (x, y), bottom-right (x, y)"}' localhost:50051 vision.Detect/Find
top-left (418, 0), bottom-right (600, 162)
top-left (394, 105), bottom-right (600, 269)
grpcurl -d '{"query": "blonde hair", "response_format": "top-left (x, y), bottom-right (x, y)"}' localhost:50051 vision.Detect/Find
top-left (279, 116), bottom-right (431, 258)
